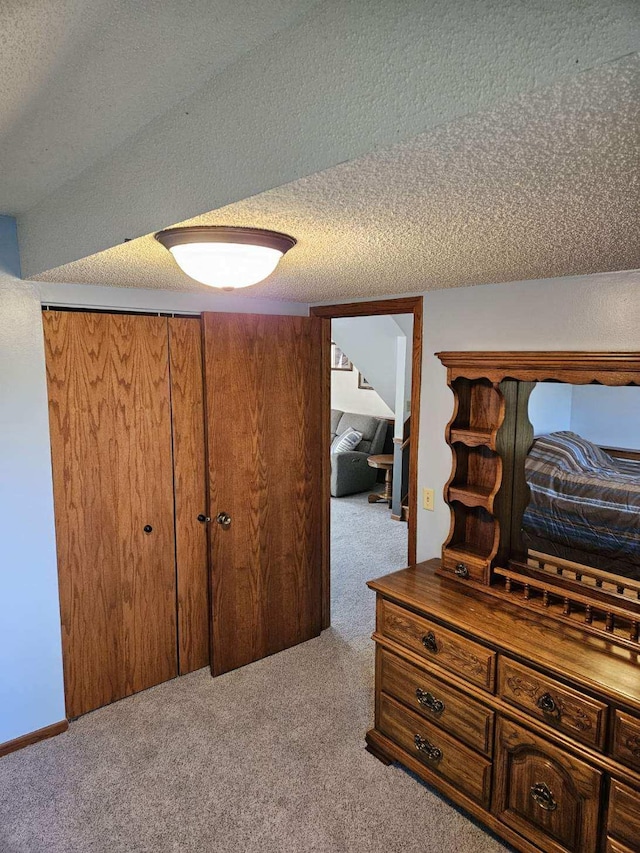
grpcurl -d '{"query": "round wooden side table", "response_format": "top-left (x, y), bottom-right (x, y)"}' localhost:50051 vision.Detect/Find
top-left (367, 453), bottom-right (394, 506)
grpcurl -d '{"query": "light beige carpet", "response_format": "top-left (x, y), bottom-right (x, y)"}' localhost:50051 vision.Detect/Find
top-left (0, 493), bottom-right (509, 852)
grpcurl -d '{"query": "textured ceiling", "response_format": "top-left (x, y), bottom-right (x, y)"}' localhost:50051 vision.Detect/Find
top-left (0, 0), bottom-right (319, 214)
top-left (34, 55), bottom-right (640, 303)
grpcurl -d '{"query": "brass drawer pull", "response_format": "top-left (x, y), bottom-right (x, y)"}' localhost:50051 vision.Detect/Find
top-left (530, 782), bottom-right (557, 811)
top-left (413, 734), bottom-right (442, 762)
top-left (537, 692), bottom-right (559, 717)
top-left (416, 688), bottom-right (445, 714)
top-left (454, 562), bottom-right (469, 578)
top-left (421, 631), bottom-right (438, 653)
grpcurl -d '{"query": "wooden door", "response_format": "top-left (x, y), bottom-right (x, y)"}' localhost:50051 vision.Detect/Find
top-left (44, 311), bottom-right (178, 717)
top-left (168, 317), bottom-right (209, 673)
top-left (202, 313), bottom-right (323, 675)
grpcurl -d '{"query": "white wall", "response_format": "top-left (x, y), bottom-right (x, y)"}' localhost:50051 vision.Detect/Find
top-left (394, 336), bottom-right (408, 440)
top-left (0, 216), bottom-right (66, 742)
top-left (36, 282), bottom-right (309, 317)
top-left (331, 366), bottom-right (393, 418)
top-left (331, 315), bottom-right (409, 410)
top-left (392, 314), bottom-right (414, 419)
top-left (570, 385), bottom-right (640, 450)
top-left (416, 270), bottom-right (640, 562)
top-left (0, 217), bottom-right (307, 746)
top-left (528, 383), bottom-right (573, 436)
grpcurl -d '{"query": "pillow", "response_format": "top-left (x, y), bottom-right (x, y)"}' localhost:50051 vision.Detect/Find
top-left (331, 427), bottom-right (363, 454)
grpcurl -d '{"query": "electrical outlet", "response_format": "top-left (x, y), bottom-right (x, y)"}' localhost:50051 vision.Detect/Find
top-left (423, 487), bottom-right (434, 511)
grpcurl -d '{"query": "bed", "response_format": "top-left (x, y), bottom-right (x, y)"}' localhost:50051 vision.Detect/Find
top-left (522, 431), bottom-right (640, 579)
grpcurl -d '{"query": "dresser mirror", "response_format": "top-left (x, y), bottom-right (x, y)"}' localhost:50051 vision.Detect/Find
top-left (522, 382), bottom-right (640, 582)
top-left (436, 352), bottom-right (640, 649)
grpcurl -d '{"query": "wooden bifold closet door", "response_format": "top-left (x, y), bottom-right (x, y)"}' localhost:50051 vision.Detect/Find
top-left (44, 311), bottom-right (208, 718)
top-left (202, 312), bottom-right (323, 675)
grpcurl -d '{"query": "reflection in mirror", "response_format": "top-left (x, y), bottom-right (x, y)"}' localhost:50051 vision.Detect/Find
top-left (524, 384), bottom-right (640, 581)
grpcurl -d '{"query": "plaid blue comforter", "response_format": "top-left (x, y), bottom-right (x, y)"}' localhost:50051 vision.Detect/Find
top-left (522, 431), bottom-right (640, 567)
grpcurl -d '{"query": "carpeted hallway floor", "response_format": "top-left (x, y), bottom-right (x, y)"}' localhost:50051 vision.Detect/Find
top-left (0, 493), bottom-right (509, 853)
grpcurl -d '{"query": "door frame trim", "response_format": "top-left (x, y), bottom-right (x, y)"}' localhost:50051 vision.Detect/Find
top-left (310, 296), bottom-right (423, 629)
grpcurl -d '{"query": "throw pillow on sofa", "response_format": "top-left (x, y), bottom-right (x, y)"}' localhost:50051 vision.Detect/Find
top-left (331, 427), bottom-right (363, 454)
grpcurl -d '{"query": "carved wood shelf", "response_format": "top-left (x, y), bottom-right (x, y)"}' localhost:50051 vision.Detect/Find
top-left (436, 351), bottom-right (640, 385)
top-left (449, 427), bottom-right (495, 448)
top-left (439, 373), bottom-right (507, 584)
top-left (447, 484), bottom-right (494, 510)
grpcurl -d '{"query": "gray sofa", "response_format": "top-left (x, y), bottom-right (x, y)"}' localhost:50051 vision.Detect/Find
top-left (330, 409), bottom-right (387, 497)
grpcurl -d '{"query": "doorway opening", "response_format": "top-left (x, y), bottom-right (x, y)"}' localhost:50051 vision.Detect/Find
top-left (311, 297), bottom-right (423, 630)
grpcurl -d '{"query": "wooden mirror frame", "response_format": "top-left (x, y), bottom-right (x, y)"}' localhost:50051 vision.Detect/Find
top-left (436, 351), bottom-right (640, 650)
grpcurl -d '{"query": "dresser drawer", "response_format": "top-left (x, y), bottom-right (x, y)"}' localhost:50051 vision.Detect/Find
top-left (608, 779), bottom-right (640, 851)
top-left (378, 692), bottom-right (492, 807)
top-left (378, 647), bottom-right (494, 755)
top-left (493, 717), bottom-right (602, 853)
top-left (379, 599), bottom-right (496, 691)
top-left (441, 548), bottom-right (490, 584)
top-left (498, 657), bottom-right (607, 750)
top-left (612, 711), bottom-right (640, 773)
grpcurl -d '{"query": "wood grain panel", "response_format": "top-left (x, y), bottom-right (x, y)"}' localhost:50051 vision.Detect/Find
top-left (310, 297), bottom-right (423, 319)
top-left (608, 779), bottom-right (640, 850)
top-left (45, 310), bottom-right (115, 717)
top-left (407, 296), bottom-right (422, 566)
top-left (378, 647), bottom-right (494, 754)
top-left (368, 561), bottom-right (640, 714)
top-left (202, 313), bottom-right (323, 675)
top-left (319, 317), bottom-right (332, 629)
top-left (493, 717), bottom-right (602, 853)
top-left (378, 693), bottom-right (492, 806)
top-left (498, 657), bottom-right (607, 750)
top-left (168, 317), bottom-right (209, 674)
top-left (612, 710), bottom-right (640, 774)
top-left (44, 311), bottom-right (177, 717)
top-left (366, 728), bottom-right (543, 853)
top-left (379, 598), bottom-right (496, 691)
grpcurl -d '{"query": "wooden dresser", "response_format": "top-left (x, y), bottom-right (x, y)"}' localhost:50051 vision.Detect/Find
top-left (366, 560), bottom-right (640, 853)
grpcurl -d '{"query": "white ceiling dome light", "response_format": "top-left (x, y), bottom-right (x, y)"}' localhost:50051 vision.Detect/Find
top-left (155, 226), bottom-right (296, 290)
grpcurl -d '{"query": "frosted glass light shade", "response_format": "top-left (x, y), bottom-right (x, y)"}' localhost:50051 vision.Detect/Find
top-left (170, 243), bottom-right (283, 289)
top-left (155, 226), bottom-right (296, 290)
